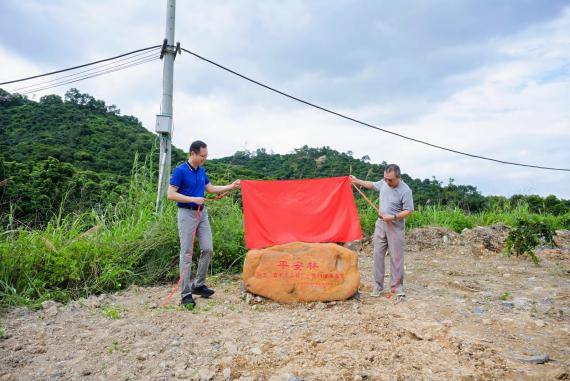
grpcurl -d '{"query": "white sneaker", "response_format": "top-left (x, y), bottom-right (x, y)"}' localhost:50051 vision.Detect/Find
top-left (391, 287), bottom-right (405, 297)
top-left (370, 287), bottom-right (383, 297)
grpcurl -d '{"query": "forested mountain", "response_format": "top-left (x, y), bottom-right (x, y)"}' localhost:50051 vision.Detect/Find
top-left (209, 146), bottom-right (488, 210)
top-left (0, 88), bottom-right (184, 225)
top-left (0, 88), bottom-right (186, 174)
top-left (1, 89), bottom-right (568, 227)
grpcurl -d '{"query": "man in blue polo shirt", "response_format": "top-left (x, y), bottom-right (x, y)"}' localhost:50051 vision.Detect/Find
top-left (167, 140), bottom-right (240, 308)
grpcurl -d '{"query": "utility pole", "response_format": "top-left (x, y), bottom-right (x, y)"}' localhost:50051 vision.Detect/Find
top-left (155, 0), bottom-right (176, 211)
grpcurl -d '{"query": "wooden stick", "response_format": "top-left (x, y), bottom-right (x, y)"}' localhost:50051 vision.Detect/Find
top-left (351, 183), bottom-right (380, 215)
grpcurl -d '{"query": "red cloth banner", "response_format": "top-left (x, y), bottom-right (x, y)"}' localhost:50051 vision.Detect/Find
top-left (241, 176), bottom-right (363, 249)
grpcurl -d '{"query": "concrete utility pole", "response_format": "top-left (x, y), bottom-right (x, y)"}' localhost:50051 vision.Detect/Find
top-left (156, 0), bottom-right (176, 211)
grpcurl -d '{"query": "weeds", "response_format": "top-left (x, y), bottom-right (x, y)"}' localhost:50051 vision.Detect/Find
top-left (550, 262), bottom-right (564, 276)
top-left (505, 217), bottom-right (557, 264)
top-left (499, 291), bottom-right (512, 301)
top-left (107, 340), bottom-right (121, 354)
top-left (201, 301), bottom-right (215, 312)
top-left (357, 200), bottom-right (569, 237)
top-left (191, 300), bottom-right (215, 314)
top-left (101, 304), bottom-right (121, 320)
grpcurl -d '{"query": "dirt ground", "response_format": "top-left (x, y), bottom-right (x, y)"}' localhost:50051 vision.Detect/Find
top-left (1, 227), bottom-right (569, 381)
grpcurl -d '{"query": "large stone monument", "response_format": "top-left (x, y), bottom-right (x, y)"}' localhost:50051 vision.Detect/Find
top-left (243, 242), bottom-right (360, 303)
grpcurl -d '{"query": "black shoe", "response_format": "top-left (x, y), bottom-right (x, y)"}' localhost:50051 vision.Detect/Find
top-left (181, 294), bottom-right (196, 309)
top-left (191, 284), bottom-right (215, 298)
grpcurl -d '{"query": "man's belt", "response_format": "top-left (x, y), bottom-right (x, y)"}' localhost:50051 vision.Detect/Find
top-left (178, 204), bottom-right (204, 211)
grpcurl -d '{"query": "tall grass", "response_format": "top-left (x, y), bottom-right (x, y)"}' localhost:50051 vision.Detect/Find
top-left (357, 198), bottom-right (570, 236)
top-left (2, 168), bottom-right (568, 307)
top-left (0, 160), bottom-right (245, 307)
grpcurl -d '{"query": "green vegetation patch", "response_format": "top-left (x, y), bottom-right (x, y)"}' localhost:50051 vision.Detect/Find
top-left (1, 89), bottom-right (569, 307)
top-left (505, 217), bottom-right (557, 264)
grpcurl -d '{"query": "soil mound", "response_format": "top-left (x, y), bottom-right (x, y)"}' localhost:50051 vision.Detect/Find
top-left (460, 224), bottom-right (511, 255)
top-left (407, 226), bottom-right (460, 251)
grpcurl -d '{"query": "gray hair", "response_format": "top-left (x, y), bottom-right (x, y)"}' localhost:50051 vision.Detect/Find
top-left (384, 164), bottom-right (401, 177)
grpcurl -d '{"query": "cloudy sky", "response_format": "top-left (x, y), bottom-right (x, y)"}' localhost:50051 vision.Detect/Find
top-left (1, 1), bottom-right (569, 198)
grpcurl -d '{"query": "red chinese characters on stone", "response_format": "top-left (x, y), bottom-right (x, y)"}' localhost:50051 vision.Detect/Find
top-left (307, 262), bottom-right (319, 270)
top-left (257, 271), bottom-right (343, 279)
top-left (277, 260), bottom-right (319, 271)
top-left (271, 260), bottom-right (342, 280)
top-left (308, 273), bottom-right (345, 280)
top-left (243, 242), bottom-right (360, 303)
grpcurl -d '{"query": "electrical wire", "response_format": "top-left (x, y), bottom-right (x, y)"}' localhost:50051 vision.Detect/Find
top-left (2, 43), bottom-right (566, 171)
top-left (0, 45), bottom-right (161, 86)
top-left (18, 55), bottom-right (159, 95)
top-left (18, 54), bottom-right (159, 94)
top-left (19, 56), bottom-right (160, 95)
top-left (10, 48), bottom-right (160, 92)
top-left (180, 47), bottom-right (570, 172)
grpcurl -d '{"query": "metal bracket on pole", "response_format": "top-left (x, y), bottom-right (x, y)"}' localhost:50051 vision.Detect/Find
top-left (160, 39), bottom-right (181, 61)
top-left (160, 38), bottom-right (168, 59)
top-left (174, 42), bottom-right (181, 60)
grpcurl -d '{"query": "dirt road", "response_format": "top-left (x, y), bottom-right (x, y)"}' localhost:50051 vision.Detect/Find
top-left (1, 229), bottom-right (569, 380)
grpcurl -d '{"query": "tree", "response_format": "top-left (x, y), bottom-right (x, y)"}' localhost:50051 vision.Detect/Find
top-left (64, 88), bottom-right (86, 105)
top-left (106, 105), bottom-right (120, 115)
top-left (39, 94), bottom-right (63, 105)
top-left (0, 89), bottom-right (28, 108)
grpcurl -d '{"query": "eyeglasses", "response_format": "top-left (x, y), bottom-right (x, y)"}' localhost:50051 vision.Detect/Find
top-left (384, 177), bottom-right (397, 182)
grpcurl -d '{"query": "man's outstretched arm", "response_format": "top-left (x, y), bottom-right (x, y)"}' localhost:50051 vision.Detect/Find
top-left (349, 175), bottom-right (375, 190)
top-left (205, 179), bottom-right (241, 194)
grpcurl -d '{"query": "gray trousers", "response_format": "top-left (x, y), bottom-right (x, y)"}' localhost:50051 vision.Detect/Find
top-left (177, 207), bottom-right (213, 298)
top-left (372, 218), bottom-right (405, 292)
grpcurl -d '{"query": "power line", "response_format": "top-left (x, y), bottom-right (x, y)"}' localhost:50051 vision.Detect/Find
top-left (11, 48), bottom-right (161, 92)
top-left (18, 55), bottom-right (160, 95)
top-left (0, 45), bottom-right (161, 86)
top-left (18, 56), bottom-right (160, 95)
top-left (180, 47), bottom-right (570, 172)
top-left (19, 56), bottom-right (160, 95)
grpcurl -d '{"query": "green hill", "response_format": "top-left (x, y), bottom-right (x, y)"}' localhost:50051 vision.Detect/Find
top-left (0, 88), bottom-right (184, 225)
top-left (209, 146), bottom-right (487, 211)
top-left (1, 88), bottom-right (568, 227)
top-left (1, 89), bottom-right (569, 306)
top-left (0, 88), bottom-right (187, 174)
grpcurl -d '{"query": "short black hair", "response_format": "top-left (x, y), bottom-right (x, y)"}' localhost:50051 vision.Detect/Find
top-left (189, 140), bottom-right (207, 154)
top-left (384, 164), bottom-right (401, 177)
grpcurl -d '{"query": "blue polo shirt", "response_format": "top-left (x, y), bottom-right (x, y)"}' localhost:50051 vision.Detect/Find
top-left (169, 162), bottom-right (210, 208)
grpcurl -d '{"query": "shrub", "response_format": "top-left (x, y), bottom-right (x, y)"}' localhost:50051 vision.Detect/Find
top-left (505, 217), bottom-right (556, 264)
top-left (558, 213), bottom-right (570, 230)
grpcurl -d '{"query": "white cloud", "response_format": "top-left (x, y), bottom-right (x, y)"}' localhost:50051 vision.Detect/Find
top-left (0, 45), bottom-right (41, 85)
top-left (396, 10), bottom-right (570, 195)
top-left (168, 7), bottom-right (570, 198)
top-left (1, 3), bottom-right (569, 198)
